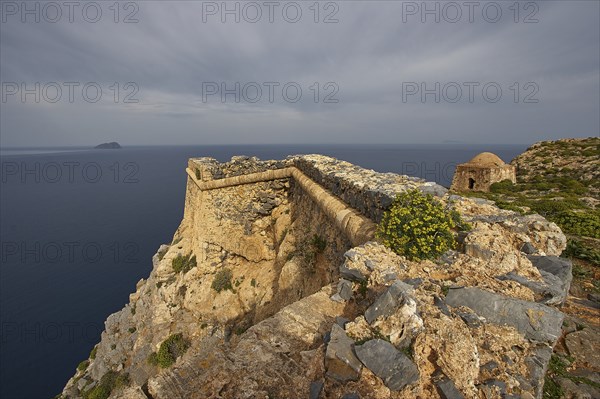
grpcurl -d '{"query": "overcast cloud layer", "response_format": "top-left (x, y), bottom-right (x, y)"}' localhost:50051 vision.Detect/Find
top-left (0, 0), bottom-right (598, 146)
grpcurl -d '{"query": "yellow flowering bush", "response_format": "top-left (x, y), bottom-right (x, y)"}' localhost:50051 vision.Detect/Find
top-left (376, 189), bottom-right (460, 261)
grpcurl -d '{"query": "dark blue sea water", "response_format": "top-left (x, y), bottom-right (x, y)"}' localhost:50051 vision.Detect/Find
top-left (0, 144), bottom-right (526, 399)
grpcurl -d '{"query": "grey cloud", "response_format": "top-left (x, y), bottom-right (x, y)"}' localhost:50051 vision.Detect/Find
top-left (0, 0), bottom-right (598, 146)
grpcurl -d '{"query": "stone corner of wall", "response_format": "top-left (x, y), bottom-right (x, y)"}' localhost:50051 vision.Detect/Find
top-left (185, 153), bottom-right (450, 225)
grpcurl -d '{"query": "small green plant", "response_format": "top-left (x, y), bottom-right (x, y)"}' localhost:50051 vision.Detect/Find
top-left (399, 342), bottom-right (414, 360)
top-left (441, 285), bottom-right (450, 296)
top-left (250, 278), bottom-right (256, 287)
top-left (376, 190), bottom-right (460, 261)
top-left (89, 345), bottom-right (98, 360)
top-left (172, 253), bottom-right (197, 273)
top-left (543, 354), bottom-right (600, 398)
top-left (212, 268), bottom-right (233, 293)
top-left (110, 344), bottom-right (116, 350)
top-left (310, 234), bottom-right (327, 253)
top-left (194, 168), bottom-right (201, 180)
top-left (147, 333), bottom-right (189, 368)
top-left (128, 327), bottom-right (136, 334)
top-left (357, 280), bottom-right (368, 298)
top-left (572, 264), bottom-right (591, 278)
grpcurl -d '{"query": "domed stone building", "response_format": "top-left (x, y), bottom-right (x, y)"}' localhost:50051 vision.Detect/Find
top-left (451, 152), bottom-right (516, 192)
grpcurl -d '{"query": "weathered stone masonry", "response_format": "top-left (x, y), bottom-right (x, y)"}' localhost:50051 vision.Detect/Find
top-left (185, 163), bottom-right (377, 246)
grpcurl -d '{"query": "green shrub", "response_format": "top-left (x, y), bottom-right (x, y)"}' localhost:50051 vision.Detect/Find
top-left (82, 371), bottom-right (129, 399)
top-left (291, 234), bottom-right (328, 271)
top-left (495, 200), bottom-right (527, 214)
top-left (211, 268), bottom-right (233, 293)
top-left (543, 353), bottom-right (600, 398)
top-left (85, 384), bottom-right (111, 399)
top-left (194, 168), bottom-right (201, 180)
top-left (489, 179), bottom-right (516, 194)
top-left (551, 211), bottom-right (600, 239)
top-left (172, 253), bottom-right (197, 273)
top-left (530, 199), bottom-right (582, 219)
top-left (148, 333), bottom-right (189, 368)
top-left (89, 345), bottom-right (98, 359)
top-left (77, 360), bottom-right (89, 372)
top-left (376, 190), bottom-right (460, 261)
top-left (114, 373), bottom-right (129, 389)
top-left (562, 239), bottom-right (600, 266)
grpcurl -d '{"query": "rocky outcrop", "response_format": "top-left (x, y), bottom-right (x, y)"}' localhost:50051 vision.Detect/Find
top-left (60, 155), bottom-right (572, 399)
top-left (512, 137), bottom-right (600, 199)
top-left (94, 142), bottom-right (121, 149)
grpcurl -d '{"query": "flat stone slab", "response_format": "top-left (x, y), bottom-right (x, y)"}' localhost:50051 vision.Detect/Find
top-left (365, 281), bottom-right (414, 324)
top-left (309, 380), bottom-right (324, 399)
top-left (497, 270), bottom-right (566, 305)
top-left (339, 264), bottom-right (366, 282)
top-left (528, 255), bottom-right (573, 303)
top-left (325, 324), bottom-right (362, 382)
top-left (331, 278), bottom-right (354, 302)
top-left (435, 376), bottom-right (465, 399)
top-left (445, 287), bottom-right (564, 343)
top-left (524, 345), bottom-right (553, 398)
top-left (354, 339), bottom-right (419, 391)
top-left (565, 328), bottom-right (600, 370)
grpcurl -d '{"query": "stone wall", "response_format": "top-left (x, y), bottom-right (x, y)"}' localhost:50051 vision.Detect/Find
top-left (189, 154), bottom-right (448, 224)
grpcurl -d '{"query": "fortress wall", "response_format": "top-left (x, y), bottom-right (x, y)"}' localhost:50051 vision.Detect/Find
top-left (185, 158), bottom-right (378, 247)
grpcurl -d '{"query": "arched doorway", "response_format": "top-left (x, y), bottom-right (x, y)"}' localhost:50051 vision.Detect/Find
top-left (468, 178), bottom-right (475, 190)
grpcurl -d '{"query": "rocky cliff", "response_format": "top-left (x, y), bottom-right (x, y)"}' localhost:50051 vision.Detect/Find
top-left (60, 155), bottom-right (572, 399)
top-left (454, 138), bottom-right (600, 398)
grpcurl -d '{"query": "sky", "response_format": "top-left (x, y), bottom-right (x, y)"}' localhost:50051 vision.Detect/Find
top-left (0, 0), bottom-right (599, 147)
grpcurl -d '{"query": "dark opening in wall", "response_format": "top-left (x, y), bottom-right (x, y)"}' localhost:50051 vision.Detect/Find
top-left (468, 178), bottom-right (476, 190)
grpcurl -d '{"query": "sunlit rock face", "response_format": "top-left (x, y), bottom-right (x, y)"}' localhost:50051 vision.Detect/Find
top-left (61, 155), bottom-right (570, 399)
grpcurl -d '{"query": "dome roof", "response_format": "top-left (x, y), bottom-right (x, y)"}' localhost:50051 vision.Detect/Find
top-left (467, 152), bottom-right (506, 167)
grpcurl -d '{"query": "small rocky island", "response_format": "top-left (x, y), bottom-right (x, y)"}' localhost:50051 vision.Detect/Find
top-left (94, 142), bottom-right (121, 149)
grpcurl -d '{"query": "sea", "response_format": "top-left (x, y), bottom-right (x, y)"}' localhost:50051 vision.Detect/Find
top-left (0, 144), bottom-right (526, 399)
